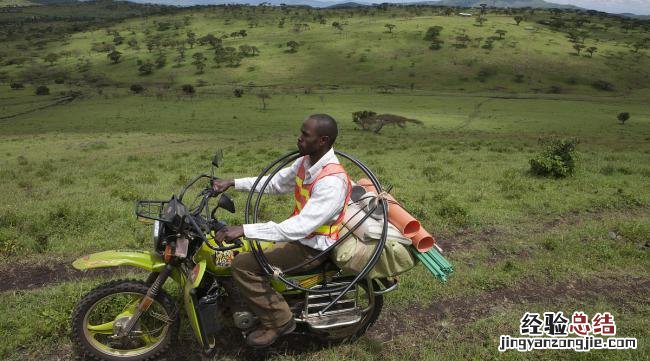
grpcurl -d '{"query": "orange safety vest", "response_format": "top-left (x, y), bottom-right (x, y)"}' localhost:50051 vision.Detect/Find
top-left (292, 157), bottom-right (351, 240)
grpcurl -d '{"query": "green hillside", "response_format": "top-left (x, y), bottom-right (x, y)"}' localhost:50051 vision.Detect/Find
top-left (1, 3), bottom-right (648, 95)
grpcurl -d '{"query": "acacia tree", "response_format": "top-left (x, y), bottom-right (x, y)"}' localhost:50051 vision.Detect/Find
top-left (573, 43), bottom-right (585, 55)
top-left (186, 31), bottom-right (196, 48)
top-left (424, 26), bottom-right (443, 41)
top-left (192, 52), bottom-right (206, 73)
top-left (586, 46), bottom-right (597, 57)
top-left (475, 16), bottom-right (487, 26)
top-left (44, 53), bottom-right (59, 66)
top-left (286, 40), bottom-right (299, 53)
top-left (514, 15), bottom-right (523, 25)
top-left (617, 112), bottom-right (630, 124)
top-left (107, 50), bottom-right (122, 64)
top-left (384, 23), bottom-right (395, 33)
top-left (257, 91), bottom-right (270, 110)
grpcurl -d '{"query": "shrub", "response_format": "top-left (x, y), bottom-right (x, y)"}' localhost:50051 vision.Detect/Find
top-left (233, 88), bottom-right (244, 97)
top-left (10, 82), bottom-right (24, 90)
top-left (35, 85), bottom-right (50, 95)
top-left (181, 84), bottom-right (195, 95)
top-left (130, 84), bottom-right (144, 93)
top-left (138, 62), bottom-right (154, 76)
top-left (529, 138), bottom-right (579, 178)
top-left (617, 112), bottom-right (630, 125)
top-left (592, 80), bottom-right (614, 91)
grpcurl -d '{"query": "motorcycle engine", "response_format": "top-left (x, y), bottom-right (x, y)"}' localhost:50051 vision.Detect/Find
top-left (232, 311), bottom-right (257, 330)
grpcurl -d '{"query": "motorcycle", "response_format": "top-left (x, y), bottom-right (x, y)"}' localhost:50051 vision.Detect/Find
top-left (70, 150), bottom-right (396, 360)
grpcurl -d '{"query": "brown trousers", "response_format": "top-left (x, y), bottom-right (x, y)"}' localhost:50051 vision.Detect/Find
top-left (231, 242), bottom-right (324, 328)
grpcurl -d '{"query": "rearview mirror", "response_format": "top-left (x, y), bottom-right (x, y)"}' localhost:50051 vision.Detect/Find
top-left (217, 193), bottom-right (235, 213)
top-left (212, 149), bottom-right (224, 168)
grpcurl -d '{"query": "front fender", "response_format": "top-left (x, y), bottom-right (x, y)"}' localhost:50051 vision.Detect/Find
top-left (72, 250), bottom-right (166, 273)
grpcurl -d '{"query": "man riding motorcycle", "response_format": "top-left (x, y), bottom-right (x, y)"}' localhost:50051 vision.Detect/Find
top-left (213, 113), bottom-right (352, 347)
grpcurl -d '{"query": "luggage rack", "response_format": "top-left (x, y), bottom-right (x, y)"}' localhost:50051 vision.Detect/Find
top-left (301, 280), bottom-right (373, 330)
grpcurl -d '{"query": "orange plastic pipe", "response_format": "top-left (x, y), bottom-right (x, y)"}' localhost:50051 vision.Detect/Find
top-left (411, 227), bottom-right (435, 253)
top-left (357, 178), bottom-right (421, 237)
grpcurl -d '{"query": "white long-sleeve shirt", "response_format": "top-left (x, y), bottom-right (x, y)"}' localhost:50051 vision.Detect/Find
top-left (235, 148), bottom-right (348, 251)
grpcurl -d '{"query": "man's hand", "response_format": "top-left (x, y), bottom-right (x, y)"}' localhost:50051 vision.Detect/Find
top-left (215, 225), bottom-right (244, 244)
top-left (212, 179), bottom-right (235, 192)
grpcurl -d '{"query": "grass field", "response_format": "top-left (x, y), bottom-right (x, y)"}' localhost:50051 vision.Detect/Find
top-left (0, 3), bottom-right (649, 361)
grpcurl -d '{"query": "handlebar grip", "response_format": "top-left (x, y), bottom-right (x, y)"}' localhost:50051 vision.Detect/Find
top-left (228, 238), bottom-right (243, 247)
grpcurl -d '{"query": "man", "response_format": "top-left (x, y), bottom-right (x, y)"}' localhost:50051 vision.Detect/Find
top-left (213, 114), bottom-right (351, 347)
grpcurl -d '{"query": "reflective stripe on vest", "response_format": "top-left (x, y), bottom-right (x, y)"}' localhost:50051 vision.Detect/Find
top-left (292, 157), bottom-right (351, 240)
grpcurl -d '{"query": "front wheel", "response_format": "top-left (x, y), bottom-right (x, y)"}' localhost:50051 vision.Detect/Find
top-left (71, 280), bottom-right (179, 361)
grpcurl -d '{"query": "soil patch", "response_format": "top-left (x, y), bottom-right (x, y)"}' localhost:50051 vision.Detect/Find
top-left (0, 263), bottom-right (143, 293)
top-left (368, 276), bottom-right (650, 343)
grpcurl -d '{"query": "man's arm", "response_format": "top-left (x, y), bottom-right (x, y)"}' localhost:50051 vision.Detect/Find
top-left (242, 176), bottom-right (347, 242)
top-left (213, 158), bottom-right (301, 195)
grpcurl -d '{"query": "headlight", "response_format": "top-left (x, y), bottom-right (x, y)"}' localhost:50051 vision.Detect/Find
top-left (153, 220), bottom-right (161, 242)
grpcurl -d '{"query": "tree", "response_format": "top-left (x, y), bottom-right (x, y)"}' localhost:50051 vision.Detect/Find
top-left (213, 45), bottom-right (228, 67)
top-left (286, 40), bottom-right (299, 53)
top-left (423, 26), bottom-right (443, 41)
top-left (479, 3), bottom-right (487, 15)
top-left (187, 31), bottom-right (196, 48)
top-left (475, 16), bottom-right (487, 26)
top-left (107, 50), bottom-right (122, 64)
top-left (44, 53), bottom-right (59, 66)
top-left (257, 91), bottom-right (270, 110)
top-left (35, 85), bottom-right (49, 95)
top-left (138, 61), bottom-right (154, 75)
top-left (113, 35), bottom-right (124, 46)
top-left (198, 34), bottom-right (221, 49)
top-left (586, 46), bottom-right (597, 57)
top-left (233, 88), bottom-right (244, 97)
top-left (127, 38), bottom-right (138, 49)
top-left (573, 43), bottom-right (585, 55)
top-left (429, 38), bottom-right (444, 50)
top-left (495, 29), bottom-right (507, 39)
top-left (181, 84), bottom-right (195, 95)
top-left (617, 112), bottom-right (630, 125)
top-left (130, 84), bottom-right (144, 93)
top-left (155, 54), bottom-right (166, 68)
top-left (384, 23), bottom-right (395, 33)
top-left (192, 52), bottom-right (206, 74)
top-left (514, 16), bottom-right (524, 25)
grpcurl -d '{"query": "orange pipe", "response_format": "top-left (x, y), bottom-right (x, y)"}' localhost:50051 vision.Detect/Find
top-left (411, 227), bottom-right (435, 253)
top-left (357, 178), bottom-right (420, 237)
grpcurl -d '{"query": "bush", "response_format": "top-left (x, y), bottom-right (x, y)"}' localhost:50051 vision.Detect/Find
top-left (592, 80), bottom-right (614, 91)
top-left (35, 85), bottom-right (50, 95)
top-left (617, 112), bottom-right (630, 124)
top-left (138, 62), bottom-right (154, 76)
top-left (181, 84), bottom-right (195, 95)
top-left (130, 84), bottom-right (144, 93)
top-left (10, 82), bottom-right (24, 90)
top-left (233, 88), bottom-right (244, 97)
top-left (529, 138), bottom-right (579, 178)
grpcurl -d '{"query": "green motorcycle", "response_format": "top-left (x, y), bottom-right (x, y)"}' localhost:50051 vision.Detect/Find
top-left (70, 151), bottom-right (395, 360)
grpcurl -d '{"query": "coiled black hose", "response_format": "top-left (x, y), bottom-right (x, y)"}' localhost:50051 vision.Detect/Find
top-left (244, 150), bottom-right (388, 303)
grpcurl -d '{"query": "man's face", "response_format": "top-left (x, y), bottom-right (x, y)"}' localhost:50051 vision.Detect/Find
top-left (297, 118), bottom-right (325, 156)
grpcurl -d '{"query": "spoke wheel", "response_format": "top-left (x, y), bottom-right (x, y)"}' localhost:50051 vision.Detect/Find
top-left (71, 280), bottom-right (179, 361)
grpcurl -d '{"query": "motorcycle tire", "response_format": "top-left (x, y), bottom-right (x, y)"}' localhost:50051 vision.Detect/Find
top-left (71, 279), bottom-right (179, 361)
top-left (310, 281), bottom-right (383, 344)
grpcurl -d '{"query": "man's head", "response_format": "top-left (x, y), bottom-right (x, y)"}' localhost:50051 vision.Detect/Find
top-left (297, 114), bottom-right (338, 158)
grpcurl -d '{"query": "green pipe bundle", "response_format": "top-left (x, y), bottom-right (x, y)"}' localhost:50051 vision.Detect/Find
top-left (411, 247), bottom-right (454, 282)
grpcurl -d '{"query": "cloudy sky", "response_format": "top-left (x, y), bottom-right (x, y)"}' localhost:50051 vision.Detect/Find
top-left (548, 0), bottom-right (650, 14)
top-left (380, 0), bottom-right (650, 14)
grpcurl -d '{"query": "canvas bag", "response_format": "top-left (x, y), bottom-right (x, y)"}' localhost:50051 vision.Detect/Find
top-left (331, 232), bottom-right (416, 279)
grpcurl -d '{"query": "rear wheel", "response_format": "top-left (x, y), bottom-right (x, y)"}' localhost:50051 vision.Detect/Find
top-left (71, 280), bottom-right (179, 361)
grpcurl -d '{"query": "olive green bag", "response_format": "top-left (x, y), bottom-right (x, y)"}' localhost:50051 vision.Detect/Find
top-left (331, 233), bottom-right (416, 279)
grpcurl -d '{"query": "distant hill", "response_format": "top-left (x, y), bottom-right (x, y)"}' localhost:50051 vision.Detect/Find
top-left (428, 0), bottom-right (581, 10)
